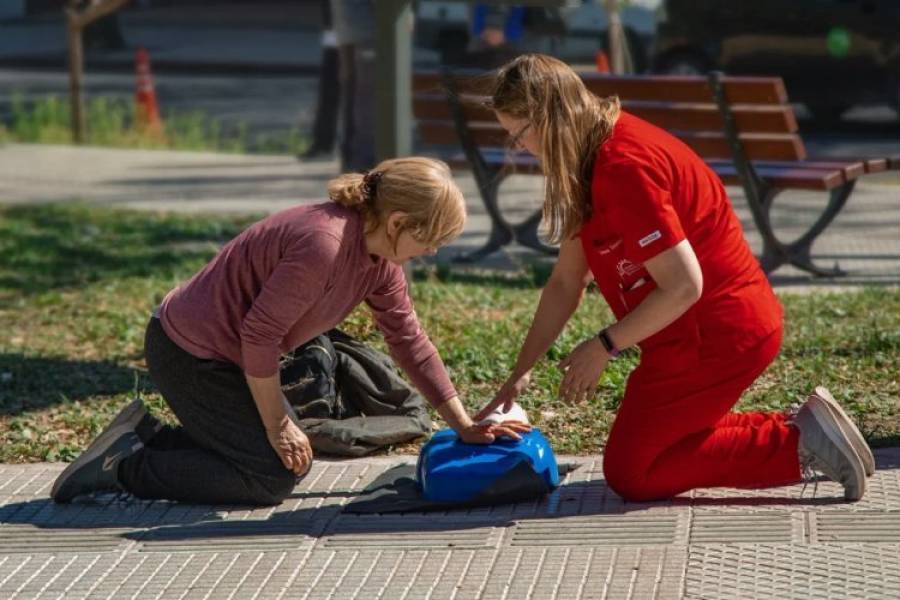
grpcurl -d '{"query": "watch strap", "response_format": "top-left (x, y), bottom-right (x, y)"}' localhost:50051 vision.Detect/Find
top-left (597, 328), bottom-right (621, 359)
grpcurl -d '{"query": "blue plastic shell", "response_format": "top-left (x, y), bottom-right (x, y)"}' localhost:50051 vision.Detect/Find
top-left (416, 428), bottom-right (560, 503)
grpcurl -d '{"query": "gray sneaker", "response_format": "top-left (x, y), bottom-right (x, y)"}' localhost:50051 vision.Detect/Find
top-left (51, 425), bottom-right (143, 503)
top-left (790, 395), bottom-right (867, 501)
top-left (105, 399), bottom-right (162, 442)
top-left (810, 386), bottom-right (875, 477)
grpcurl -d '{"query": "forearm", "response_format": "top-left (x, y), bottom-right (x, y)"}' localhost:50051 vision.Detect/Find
top-left (245, 372), bottom-right (291, 430)
top-left (605, 285), bottom-right (697, 349)
top-left (435, 396), bottom-right (474, 431)
top-left (511, 279), bottom-right (583, 377)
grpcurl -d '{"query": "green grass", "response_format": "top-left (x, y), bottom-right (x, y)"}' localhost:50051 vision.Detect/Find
top-left (0, 94), bottom-right (308, 155)
top-left (0, 204), bottom-right (897, 462)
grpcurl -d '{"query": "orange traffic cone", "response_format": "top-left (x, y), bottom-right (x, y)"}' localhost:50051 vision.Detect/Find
top-left (595, 49), bottom-right (610, 74)
top-left (135, 47), bottom-right (164, 139)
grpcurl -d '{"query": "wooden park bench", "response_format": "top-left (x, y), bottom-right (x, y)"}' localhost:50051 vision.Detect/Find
top-left (412, 69), bottom-right (899, 275)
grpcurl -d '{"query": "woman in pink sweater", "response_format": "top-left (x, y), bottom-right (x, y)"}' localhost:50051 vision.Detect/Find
top-left (52, 157), bottom-right (527, 505)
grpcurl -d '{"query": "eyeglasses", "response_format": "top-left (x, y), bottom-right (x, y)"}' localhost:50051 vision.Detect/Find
top-left (509, 123), bottom-right (531, 151)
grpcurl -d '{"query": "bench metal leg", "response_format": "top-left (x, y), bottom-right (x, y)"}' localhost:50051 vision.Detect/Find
top-left (453, 174), bottom-right (514, 263)
top-left (707, 70), bottom-right (850, 278)
top-left (757, 182), bottom-right (855, 277)
top-left (746, 188), bottom-right (787, 273)
top-left (784, 247), bottom-right (846, 278)
top-left (513, 209), bottom-right (558, 255)
top-left (454, 222), bottom-right (514, 263)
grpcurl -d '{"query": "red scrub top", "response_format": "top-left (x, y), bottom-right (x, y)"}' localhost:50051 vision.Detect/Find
top-left (579, 112), bottom-right (782, 362)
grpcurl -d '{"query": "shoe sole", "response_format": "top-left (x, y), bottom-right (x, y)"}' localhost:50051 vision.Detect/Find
top-left (51, 424), bottom-right (142, 503)
top-left (107, 399), bottom-right (147, 433)
top-left (805, 396), bottom-right (867, 501)
top-left (812, 387), bottom-right (875, 477)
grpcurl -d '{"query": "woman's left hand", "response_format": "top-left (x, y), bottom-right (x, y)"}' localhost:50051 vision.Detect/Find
top-left (557, 337), bottom-right (609, 404)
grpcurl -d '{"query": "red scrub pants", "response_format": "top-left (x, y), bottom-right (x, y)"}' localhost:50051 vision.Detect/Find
top-left (602, 328), bottom-right (802, 501)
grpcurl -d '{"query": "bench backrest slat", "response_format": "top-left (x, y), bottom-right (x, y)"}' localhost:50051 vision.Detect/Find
top-left (414, 96), bottom-right (798, 135)
top-left (417, 120), bottom-right (806, 162)
top-left (412, 70), bottom-right (806, 162)
top-left (579, 73), bottom-right (789, 105)
top-left (413, 71), bottom-right (789, 106)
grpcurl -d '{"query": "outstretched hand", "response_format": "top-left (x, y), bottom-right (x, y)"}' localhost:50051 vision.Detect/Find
top-left (458, 421), bottom-right (531, 444)
top-left (475, 372), bottom-right (532, 422)
top-left (557, 337), bottom-right (609, 404)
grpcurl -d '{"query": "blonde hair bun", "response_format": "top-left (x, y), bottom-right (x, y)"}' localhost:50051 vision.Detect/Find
top-left (328, 172), bottom-right (368, 208)
top-left (328, 157), bottom-right (467, 250)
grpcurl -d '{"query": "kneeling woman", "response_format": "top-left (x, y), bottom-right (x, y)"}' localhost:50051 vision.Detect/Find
top-left (53, 157), bottom-right (525, 505)
top-left (477, 55), bottom-right (873, 502)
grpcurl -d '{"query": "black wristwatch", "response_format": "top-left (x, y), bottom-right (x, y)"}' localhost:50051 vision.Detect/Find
top-left (597, 327), bottom-right (621, 359)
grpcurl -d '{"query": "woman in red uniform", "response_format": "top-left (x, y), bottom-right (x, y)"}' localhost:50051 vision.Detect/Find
top-left (476, 54), bottom-right (874, 501)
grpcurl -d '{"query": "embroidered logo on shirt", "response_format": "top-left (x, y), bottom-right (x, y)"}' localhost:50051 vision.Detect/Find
top-left (617, 259), bottom-right (643, 278)
top-left (638, 230), bottom-right (662, 248)
top-left (597, 237), bottom-right (623, 255)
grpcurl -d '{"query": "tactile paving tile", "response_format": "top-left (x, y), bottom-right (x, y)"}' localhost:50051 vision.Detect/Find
top-left (510, 514), bottom-right (684, 546)
top-left (813, 511), bottom-right (900, 543)
top-left (279, 546), bottom-right (688, 600)
top-left (321, 515), bottom-right (505, 549)
top-left (2, 453), bottom-right (899, 597)
top-left (686, 480), bottom-right (833, 510)
top-left (688, 512), bottom-right (800, 544)
top-left (857, 461), bottom-right (900, 511)
top-left (138, 518), bottom-right (323, 553)
top-left (476, 546), bottom-right (688, 600)
top-left (0, 466), bottom-right (55, 497)
top-left (0, 524), bottom-right (129, 553)
top-left (685, 458), bottom-right (900, 513)
top-left (685, 543), bottom-right (900, 600)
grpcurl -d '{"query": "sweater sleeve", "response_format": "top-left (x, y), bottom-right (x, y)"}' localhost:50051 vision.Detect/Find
top-left (365, 265), bottom-right (457, 407)
top-left (239, 233), bottom-right (341, 377)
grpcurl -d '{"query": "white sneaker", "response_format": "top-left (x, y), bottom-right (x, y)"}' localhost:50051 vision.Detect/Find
top-left (809, 386), bottom-right (874, 477)
top-left (790, 396), bottom-right (867, 501)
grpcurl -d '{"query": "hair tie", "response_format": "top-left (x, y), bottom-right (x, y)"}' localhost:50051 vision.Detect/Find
top-left (361, 170), bottom-right (383, 204)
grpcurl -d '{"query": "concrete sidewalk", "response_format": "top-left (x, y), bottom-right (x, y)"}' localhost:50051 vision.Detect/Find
top-left (1, 143), bottom-right (899, 285)
top-left (0, 450), bottom-right (898, 599)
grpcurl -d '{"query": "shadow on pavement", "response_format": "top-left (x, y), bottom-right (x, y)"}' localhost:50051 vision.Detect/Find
top-left (2, 468), bottom-right (888, 543)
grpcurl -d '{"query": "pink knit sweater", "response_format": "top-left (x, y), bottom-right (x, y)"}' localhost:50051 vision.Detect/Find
top-left (158, 202), bottom-right (456, 407)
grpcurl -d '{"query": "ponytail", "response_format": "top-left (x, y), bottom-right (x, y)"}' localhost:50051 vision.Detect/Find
top-left (327, 157), bottom-right (466, 248)
top-left (327, 172), bottom-right (368, 209)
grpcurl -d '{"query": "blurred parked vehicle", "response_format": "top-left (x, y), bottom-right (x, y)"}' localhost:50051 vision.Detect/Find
top-left (415, 0), bottom-right (662, 72)
top-left (652, 0), bottom-right (900, 121)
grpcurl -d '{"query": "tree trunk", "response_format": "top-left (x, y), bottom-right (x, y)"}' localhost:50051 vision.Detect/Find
top-left (66, 15), bottom-right (85, 143)
top-left (65, 0), bottom-right (131, 144)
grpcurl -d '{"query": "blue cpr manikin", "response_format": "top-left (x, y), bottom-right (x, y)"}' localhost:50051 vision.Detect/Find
top-left (416, 428), bottom-right (560, 503)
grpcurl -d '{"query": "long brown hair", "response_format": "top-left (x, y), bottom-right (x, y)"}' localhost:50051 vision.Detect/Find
top-left (491, 54), bottom-right (620, 243)
top-left (328, 157), bottom-right (466, 249)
